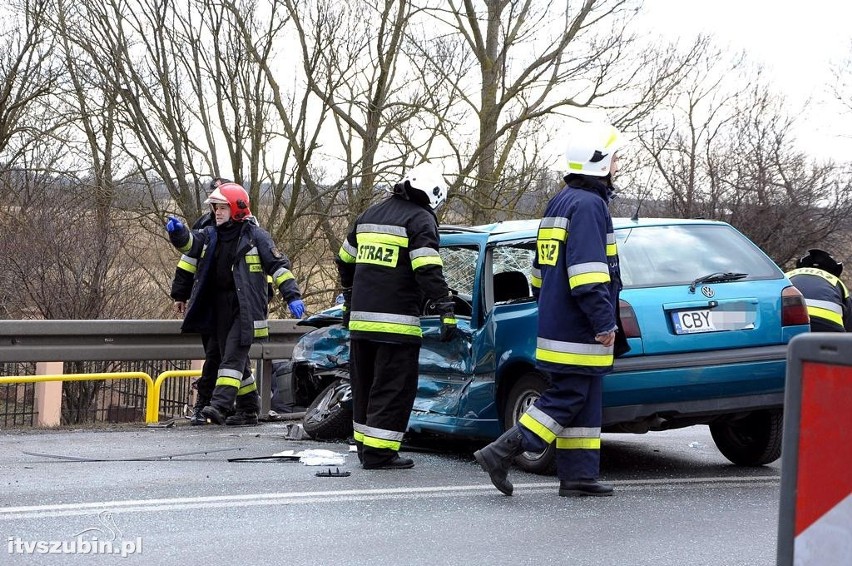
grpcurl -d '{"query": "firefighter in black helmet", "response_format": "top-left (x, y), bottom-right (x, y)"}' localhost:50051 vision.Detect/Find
top-left (336, 162), bottom-right (457, 470)
top-left (786, 249), bottom-right (851, 332)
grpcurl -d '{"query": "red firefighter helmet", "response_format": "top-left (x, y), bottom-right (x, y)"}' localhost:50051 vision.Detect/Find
top-left (204, 182), bottom-right (251, 221)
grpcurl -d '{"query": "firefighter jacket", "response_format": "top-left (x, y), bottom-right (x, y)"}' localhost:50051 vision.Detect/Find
top-left (336, 194), bottom-right (452, 344)
top-left (786, 267), bottom-right (852, 332)
top-left (169, 220), bottom-right (302, 345)
top-left (171, 214), bottom-right (274, 302)
top-left (530, 176), bottom-right (621, 376)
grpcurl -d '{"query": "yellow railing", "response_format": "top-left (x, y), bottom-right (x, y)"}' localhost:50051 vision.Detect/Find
top-left (0, 370), bottom-right (206, 425)
top-left (147, 369), bottom-right (201, 422)
top-left (0, 372), bottom-right (155, 422)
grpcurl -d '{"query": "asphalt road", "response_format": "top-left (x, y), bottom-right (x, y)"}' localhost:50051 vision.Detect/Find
top-left (0, 422), bottom-right (782, 565)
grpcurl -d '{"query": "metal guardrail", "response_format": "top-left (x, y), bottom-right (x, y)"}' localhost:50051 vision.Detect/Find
top-left (0, 320), bottom-right (308, 422)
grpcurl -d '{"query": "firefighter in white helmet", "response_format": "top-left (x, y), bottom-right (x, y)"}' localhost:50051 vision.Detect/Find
top-left (336, 162), bottom-right (456, 469)
top-left (476, 123), bottom-right (627, 497)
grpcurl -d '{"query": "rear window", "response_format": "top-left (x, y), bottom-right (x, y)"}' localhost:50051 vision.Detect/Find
top-left (616, 224), bottom-right (782, 288)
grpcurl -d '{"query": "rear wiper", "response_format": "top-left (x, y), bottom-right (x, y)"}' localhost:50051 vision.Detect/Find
top-left (688, 272), bottom-right (748, 293)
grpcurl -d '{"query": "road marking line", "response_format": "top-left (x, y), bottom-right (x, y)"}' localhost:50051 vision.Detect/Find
top-left (0, 475), bottom-right (778, 520)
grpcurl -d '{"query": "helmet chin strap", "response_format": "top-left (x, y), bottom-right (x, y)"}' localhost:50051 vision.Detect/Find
top-left (392, 182), bottom-right (409, 199)
top-left (604, 174), bottom-right (619, 201)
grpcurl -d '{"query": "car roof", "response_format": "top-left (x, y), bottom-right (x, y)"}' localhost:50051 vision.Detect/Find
top-left (440, 217), bottom-right (729, 244)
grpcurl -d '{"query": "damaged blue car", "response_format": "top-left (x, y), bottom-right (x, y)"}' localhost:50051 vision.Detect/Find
top-left (290, 218), bottom-right (810, 471)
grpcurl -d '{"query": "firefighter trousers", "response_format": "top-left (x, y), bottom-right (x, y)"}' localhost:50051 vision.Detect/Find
top-left (207, 296), bottom-right (260, 415)
top-left (350, 339), bottom-right (419, 467)
top-left (194, 333), bottom-right (220, 409)
top-left (518, 370), bottom-right (604, 482)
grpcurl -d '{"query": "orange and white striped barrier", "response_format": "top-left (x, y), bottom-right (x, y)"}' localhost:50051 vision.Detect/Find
top-left (777, 333), bottom-right (851, 565)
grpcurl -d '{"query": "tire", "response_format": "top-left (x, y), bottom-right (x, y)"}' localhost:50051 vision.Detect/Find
top-left (302, 379), bottom-right (354, 440)
top-left (709, 409), bottom-right (783, 466)
top-left (503, 371), bottom-right (556, 474)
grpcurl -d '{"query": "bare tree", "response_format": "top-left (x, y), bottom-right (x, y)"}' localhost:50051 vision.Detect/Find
top-left (635, 50), bottom-right (852, 266)
top-left (413, 0), bottom-right (703, 223)
top-left (829, 40), bottom-right (852, 118)
top-left (722, 84), bottom-right (852, 265)
top-left (272, 0), bottom-right (429, 215)
top-left (16, 0), bottom-right (845, 326)
top-left (0, 0), bottom-right (59, 173)
top-left (633, 44), bottom-right (743, 219)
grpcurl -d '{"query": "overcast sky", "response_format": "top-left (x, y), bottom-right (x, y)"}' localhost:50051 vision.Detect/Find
top-left (640, 0), bottom-right (852, 162)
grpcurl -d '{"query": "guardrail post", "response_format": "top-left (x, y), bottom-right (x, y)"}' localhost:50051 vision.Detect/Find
top-left (34, 361), bottom-right (63, 427)
top-left (258, 358), bottom-right (271, 416)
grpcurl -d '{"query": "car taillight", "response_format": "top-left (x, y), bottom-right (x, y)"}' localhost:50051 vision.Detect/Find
top-left (619, 299), bottom-right (641, 338)
top-left (781, 285), bottom-right (809, 326)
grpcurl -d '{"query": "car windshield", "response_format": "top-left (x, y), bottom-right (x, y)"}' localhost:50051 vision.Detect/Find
top-left (616, 224), bottom-right (781, 289)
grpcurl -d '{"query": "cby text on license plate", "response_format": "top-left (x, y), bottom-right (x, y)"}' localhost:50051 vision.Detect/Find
top-left (671, 309), bottom-right (719, 334)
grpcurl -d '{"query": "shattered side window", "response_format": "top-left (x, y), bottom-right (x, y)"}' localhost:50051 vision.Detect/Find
top-left (440, 246), bottom-right (478, 297)
top-left (491, 243), bottom-right (535, 305)
top-left (493, 244), bottom-right (535, 278)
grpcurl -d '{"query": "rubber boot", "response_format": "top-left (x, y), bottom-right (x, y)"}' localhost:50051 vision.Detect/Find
top-left (362, 455), bottom-right (415, 470)
top-left (201, 405), bottom-right (226, 425)
top-left (189, 406), bottom-right (207, 426)
top-left (473, 425), bottom-right (525, 496)
top-left (558, 479), bottom-right (614, 497)
top-left (225, 411), bottom-right (259, 426)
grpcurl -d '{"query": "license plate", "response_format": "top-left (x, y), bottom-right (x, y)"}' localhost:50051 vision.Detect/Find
top-left (671, 309), bottom-right (718, 334)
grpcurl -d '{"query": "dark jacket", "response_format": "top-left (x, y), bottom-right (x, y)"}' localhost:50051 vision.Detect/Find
top-left (336, 194), bottom-right (451, 344)
top-left (786, 267), bottom-right (851, 332)
top-left (531, 175), bottom-right (621, 375)
top-left (169, 220), bottom-right (301, 345)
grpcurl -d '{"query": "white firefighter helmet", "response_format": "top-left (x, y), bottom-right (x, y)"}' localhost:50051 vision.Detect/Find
top-left (403, 162), bottom-right (448, 209)
top-left (563, 123), bottom-right (624, 177)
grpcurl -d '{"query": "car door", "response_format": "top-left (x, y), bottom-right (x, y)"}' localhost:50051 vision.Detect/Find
top-left (411, 243), bottom-right (478, 417)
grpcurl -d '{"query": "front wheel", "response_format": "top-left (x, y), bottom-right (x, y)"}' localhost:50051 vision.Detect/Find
top-left (709, 409), bottom-right (783, 466)
top-left (503, 372), bottom-right (555, 474)
top-left (302, 379), bottom-right (354, 440)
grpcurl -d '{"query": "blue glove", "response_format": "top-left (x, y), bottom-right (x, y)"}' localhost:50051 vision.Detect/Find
top-left (288, 299), bottom-right (305, 319)
top-left (165, 216), bottom-right (185, 233)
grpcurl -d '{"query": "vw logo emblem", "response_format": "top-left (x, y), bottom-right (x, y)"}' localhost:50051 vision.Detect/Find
top-left (701, 286), bottom-right (715, 298)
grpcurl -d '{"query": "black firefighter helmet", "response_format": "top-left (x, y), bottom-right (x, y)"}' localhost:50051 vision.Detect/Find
top-left (797, 248), bottom-right (843, 277)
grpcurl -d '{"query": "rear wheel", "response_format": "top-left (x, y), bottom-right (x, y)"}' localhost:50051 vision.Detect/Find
top-left (302, 379), bottom-right (354, 440)
top-left (709, 409), bottom-right (783, 466)
top-left (503, 372), bottom-right (556, 474)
